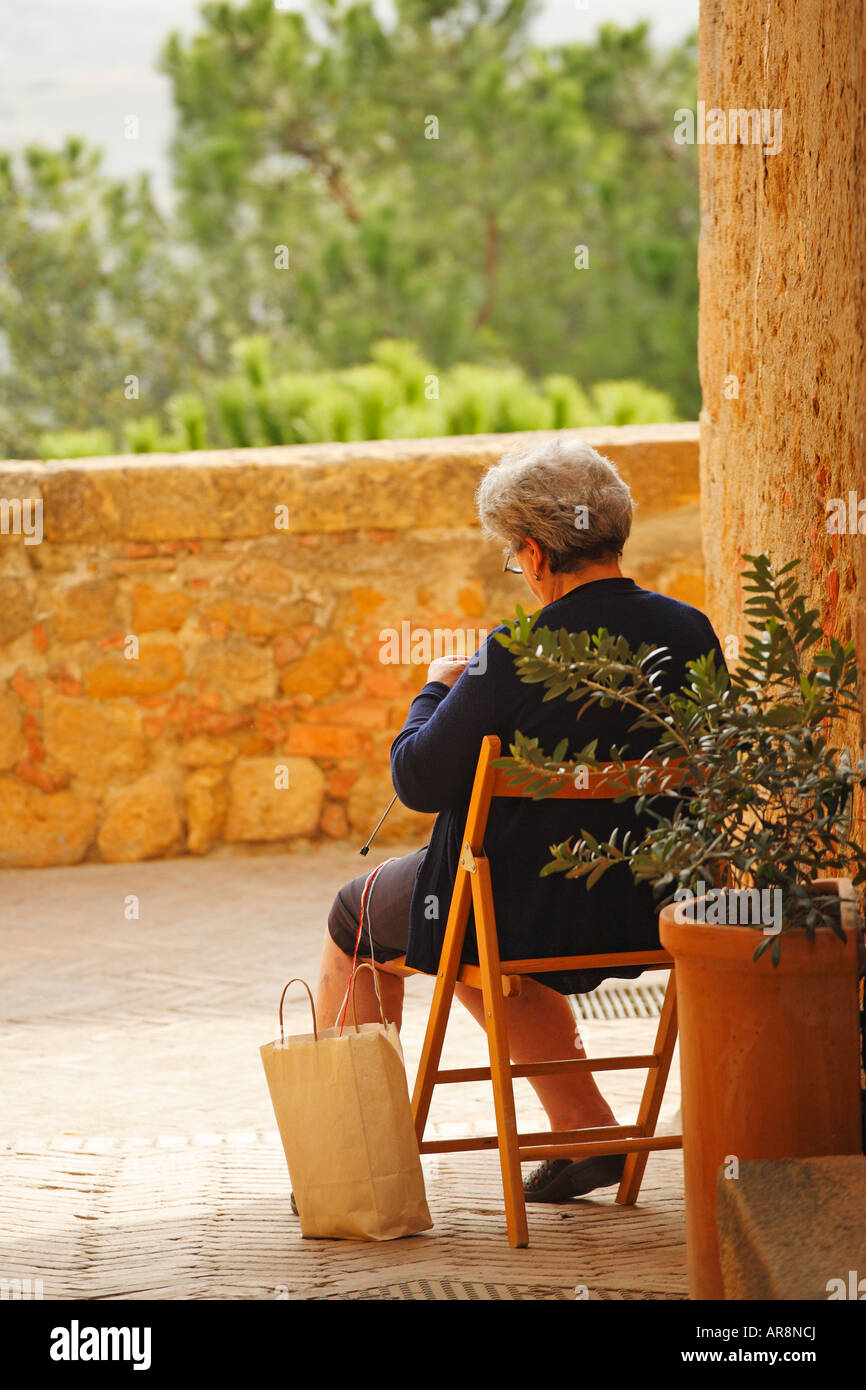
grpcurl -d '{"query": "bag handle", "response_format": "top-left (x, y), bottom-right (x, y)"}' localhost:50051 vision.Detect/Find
top-left (278, 977), bottom-right (318, 1044)
top-left (348, 961), bottom-right (387, 1031)
top-left (337, 856), bottom-right (397, 1036)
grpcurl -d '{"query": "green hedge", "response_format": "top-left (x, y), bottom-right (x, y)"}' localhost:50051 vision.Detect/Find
top-left (38, 338), bottom-right (679, 458)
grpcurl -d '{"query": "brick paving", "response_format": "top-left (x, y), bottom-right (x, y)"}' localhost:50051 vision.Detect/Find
top-left (0, 843), bottom-right (686, 1300)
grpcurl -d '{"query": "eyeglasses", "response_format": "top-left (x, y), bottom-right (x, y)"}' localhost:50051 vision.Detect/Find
top-left (503, 549), bottom-right (523, 574)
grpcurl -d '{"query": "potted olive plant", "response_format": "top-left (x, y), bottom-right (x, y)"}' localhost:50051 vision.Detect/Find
top-left (494, 554), bottom-right (866, 1300)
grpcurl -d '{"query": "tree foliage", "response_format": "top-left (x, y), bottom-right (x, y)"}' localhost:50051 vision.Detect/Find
top-left (0, 5), bottom-right (699, 457)
top-left (0, 139), bottom-right (210, 457)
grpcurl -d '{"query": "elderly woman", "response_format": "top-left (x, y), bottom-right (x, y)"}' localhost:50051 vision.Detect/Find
top-left (314, 438), bottom-right (725, 1203)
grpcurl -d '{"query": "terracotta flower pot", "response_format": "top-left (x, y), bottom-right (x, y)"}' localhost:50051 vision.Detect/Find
top-left (659, 877), bottom-right (863, 1301)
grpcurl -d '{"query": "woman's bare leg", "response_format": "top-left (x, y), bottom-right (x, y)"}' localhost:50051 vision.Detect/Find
top-left (454, 978), bottom-right (617, 1131)
top-left (315, 930), bottom-right (405, 1029)
top-left (315, 933), bottom-right (616, 1129)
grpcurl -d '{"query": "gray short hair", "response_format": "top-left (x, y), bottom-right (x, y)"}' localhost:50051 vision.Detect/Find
top-left (475, 437), bottom-right (634, 573)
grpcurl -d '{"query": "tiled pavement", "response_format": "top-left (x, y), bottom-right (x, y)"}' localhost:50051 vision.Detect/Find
top-left (0, 843), bottom-right (685, 1300)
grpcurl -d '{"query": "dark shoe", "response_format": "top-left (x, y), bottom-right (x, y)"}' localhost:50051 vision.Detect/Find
top-left (523, 1154), bottom-right (627, 1203)
top-left (290, 1191), bottom-right (298, 1216)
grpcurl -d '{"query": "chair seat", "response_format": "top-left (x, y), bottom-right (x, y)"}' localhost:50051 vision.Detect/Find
top-left (387, 950), bottom-right (673, 997)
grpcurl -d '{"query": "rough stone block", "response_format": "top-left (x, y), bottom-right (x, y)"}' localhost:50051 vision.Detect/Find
top-left (179, 736), bottom-right (239, 767)
top-left (43, 694), bottom-right (146, 784)
top-left (296, 698), bottom-right (390, 730)
top-left (224, 756), bottom-right (325, 841)
top-left (97, 774), bottom-right (183, 863)
top-left (202, 597), bottom-right (314, 638)
top-left (273, 636), bottom-right (303, 667)
top-left (86, 642), bottom-right (185, 698)
top-left (10, 669), bottom-right (41, 708)
top-left (234, 557), bottom-right (295, 596)
top-left (185, 767), bottom-right (228, 855)
top-left (284, 724), bottom-right (374, 759)
top-left (278, 639), bottom-right (354, 700)
top-left (189, 640), bottom-right (276, 706)
top-left (0, 691), bottom-right (26, 769)
top-left (0, 577), bottom-right (33, 646)
top-left (346, 770), bottom-right (434, 843)
top-left (717, 1155), bottom-right (866, 1301)
top-left (0, 778), bottom-right (98, 866)
top-left (320, 800), bottom-right (350, 838)
top-left (359, 666), bottom-right (415, 699)
top-left (132, 584), bottom-right (195, 633)
top-left (332, 586), bottom-right (388, 629)
top-left (50, 580), bottom-right (118, 644)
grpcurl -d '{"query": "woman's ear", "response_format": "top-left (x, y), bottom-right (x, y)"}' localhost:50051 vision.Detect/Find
top-left (525, 537), bottom-right (544, 576)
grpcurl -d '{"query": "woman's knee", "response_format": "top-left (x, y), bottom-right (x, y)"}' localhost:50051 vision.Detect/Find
top-left (327, 888), bottom-right (356, 957)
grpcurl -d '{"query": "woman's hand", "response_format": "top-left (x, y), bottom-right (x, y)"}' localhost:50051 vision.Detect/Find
top-left (427, 656), bottom-right (470, 688)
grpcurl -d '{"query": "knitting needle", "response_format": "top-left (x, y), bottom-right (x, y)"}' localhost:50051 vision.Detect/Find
top-left (359, 794), bottom-right (398, 855)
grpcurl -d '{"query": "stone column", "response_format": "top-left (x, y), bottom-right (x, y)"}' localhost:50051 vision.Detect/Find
top-left (697, 0), bottom-right (866, 1145)
top-left (698, 0), bottom-right (866, 729)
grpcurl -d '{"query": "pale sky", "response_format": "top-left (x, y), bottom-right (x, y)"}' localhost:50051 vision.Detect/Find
top-left (0, 0), bottom-right (699, 204)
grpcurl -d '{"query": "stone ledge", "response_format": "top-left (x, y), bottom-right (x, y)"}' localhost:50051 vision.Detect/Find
top-left (1, 424), bottom-right (699, 542)
top-left (717, 1155), bottom-right (866, 1300)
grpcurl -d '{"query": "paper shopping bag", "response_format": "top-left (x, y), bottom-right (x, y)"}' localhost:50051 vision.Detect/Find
top-left (260, 968), bottom-right (433, 1241)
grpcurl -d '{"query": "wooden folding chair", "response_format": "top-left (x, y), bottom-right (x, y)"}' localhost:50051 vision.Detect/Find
top-left (387, 734), bottom-right (684, 1248)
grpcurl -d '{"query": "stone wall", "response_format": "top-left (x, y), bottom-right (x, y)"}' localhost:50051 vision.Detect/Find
top-left (0, 425), bottom-right (702, 866)
top-left (697, 0), bottom-right (866, 759)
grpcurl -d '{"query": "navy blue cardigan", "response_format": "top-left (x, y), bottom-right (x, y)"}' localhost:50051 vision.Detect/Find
top-left (390, 577), bottom-right (727, 994)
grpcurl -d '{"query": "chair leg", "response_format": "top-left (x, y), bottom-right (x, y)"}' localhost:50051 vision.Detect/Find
top-left (411, 968), bottom-right (458, 1145)
top-left (616, 970), bottom-right (679, 1205)
top-left (411, 867), bottom-right (473, 1143)
top-left (472, 861), bottom-right (529, 1248)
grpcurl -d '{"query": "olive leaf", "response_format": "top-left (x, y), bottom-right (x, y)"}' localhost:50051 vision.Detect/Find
top-left (495, 554), bottom-right (866, 964)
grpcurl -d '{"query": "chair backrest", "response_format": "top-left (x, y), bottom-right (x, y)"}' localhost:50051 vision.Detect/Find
top-left (486, 733), bottom-right (686, 798)
top-left (490, 749), bottom-right (686, 800)
top-left (463, 734), bottom-right (687, 855)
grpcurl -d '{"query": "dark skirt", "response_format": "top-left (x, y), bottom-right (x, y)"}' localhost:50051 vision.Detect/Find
top-left (328, 807), bottom-right (665, 996)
